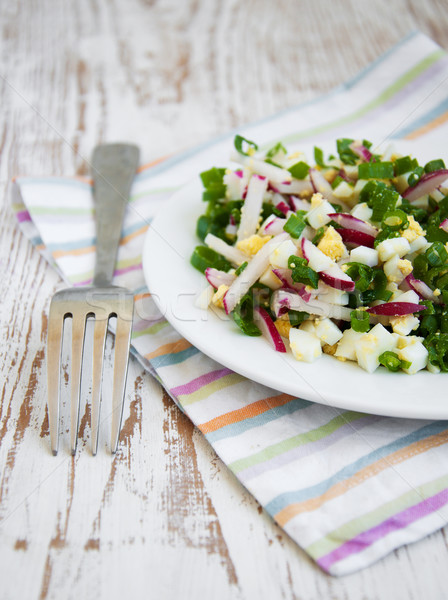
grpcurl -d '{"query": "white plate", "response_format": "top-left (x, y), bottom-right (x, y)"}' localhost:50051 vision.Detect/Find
top-left (142, 142), bottom-right (448, 420)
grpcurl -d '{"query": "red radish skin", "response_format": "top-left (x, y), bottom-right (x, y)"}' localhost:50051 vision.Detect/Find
top-left (327, 213), bottom-right (378, 237)
top-left (338, 228), bottom-right (375, 248)
top-left (403, 169), bottom-right (448, 203)
top-left (405, 273), bottom-right (437, 301)
top-left (440, 218), bottom-right (448, 234)
top-left (254, 306), bottom-right (287, 352)
top-left (349, 142), bottom-right (374, 163)
top-left (366, 302), bottom-right (427, 316)
top-left (205, 267), bottom-right (236, 289)
top-left (320, 267), bottom-right (355, 292)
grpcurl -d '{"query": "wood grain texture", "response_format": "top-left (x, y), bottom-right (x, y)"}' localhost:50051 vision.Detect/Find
top-left (1, 1), bottom-right (448, 598)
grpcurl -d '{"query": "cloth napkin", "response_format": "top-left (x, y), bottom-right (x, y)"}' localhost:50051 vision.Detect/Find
top-left (11, 31), bottom-right (448, 576)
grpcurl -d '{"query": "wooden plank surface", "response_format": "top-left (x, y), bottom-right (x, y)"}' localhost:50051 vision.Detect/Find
top-left (1, 1), bottom-right (448, 598)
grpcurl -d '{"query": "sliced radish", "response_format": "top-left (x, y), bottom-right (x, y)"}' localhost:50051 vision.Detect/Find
top-left (205, 267), bottom-right (236, 289)
top-left (259, 214), bottom-right (287, 236)
top-left (405, 273), bottom-right (438, 301)
top-left (338, 228), bottom-right (375, 248)
top-left (253, 306), bottom-right (287, 352)
top-left (327, 213), bottom-right (378, 237)
top-left (349, 141), bottom-right (374, 163)
top-left (366, 302), bottom-right (427, 316)
top-left (269, 180), bottom-right (313, 195)
top-left (237, 174), bottom-right (268, 242)
top-left (403, 169), bottom-right (448, 203)
top-left (271, 267), bottom-right (305, 293)
top-left (205, 233), bottom-right (248, 265)
top-left (288, 195), bottom-right (311, 212)
top-left (223, 233), bottom-right (289, 314)
top-left (301, 237), bottom-right (334, 271)
top-left (271, 290), bottom-right (352, 321)
top-left (231, 152), bottom-right (292, 183)
top-left (440, 218), bottom-right (448, 233)
top-left (319, 264), bottom-right (355, 292)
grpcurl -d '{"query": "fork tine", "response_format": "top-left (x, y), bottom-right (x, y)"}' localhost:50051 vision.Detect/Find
top-left (47, 306), bottom-right (64, 456)
top-left (70, 313), bottom-right (87, 455)
top-left (91, 316), bottom-right (108, 455)
top-left (110, 315), bottom-right (133, 453)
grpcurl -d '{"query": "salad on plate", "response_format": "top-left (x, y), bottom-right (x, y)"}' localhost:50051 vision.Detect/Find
top-left (190, 135), bottom-right (448, 375)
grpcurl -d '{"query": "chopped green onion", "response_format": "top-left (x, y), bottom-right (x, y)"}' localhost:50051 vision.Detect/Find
top-left (233, 292), bottom-right (262, 337)
top-left (288, 161), bottom-right (310, 180)
top-left (394, 156), bottom-right (419, 175)
top-left (266, 141), bottom-right (287, 159)
top-left (378, 351), bottom-right (411, 372)
top-left (358, 161), bottom-right (394, 180)
top-left (359, 180), bottom-right (399, 222)
top-left (343, 262), bottom-right (374, 292)
top-left (283, 212), bottom-right (307, 238)
top-left (424, 332), bottom-right (448, 371)
top-left (407, 166), bottom-right (425, 187)
top-left (350, 309), bottom-right (370, 333)
top-left (312, 226), bottom-right (326, 245)
top-left (190, 246), bottom-right (232, 274)
top-left (424, 159), bottom-right (446, 173)
top-left (331, 175), bottom-right (347, 189)
top-left (381, 209), bottom-right (409, 232)
top-left (234, 135), bottom-right (258, 156)
top-left (336, 138), bottom-right (358, 165)
top-left (288, 256), bottom-right (319, 288)
top-left (196, 215), bottom-right (211, 241)
top-left (314, 146), bottom-right (327, 168)
top-left (288, 310), bottom-right (309, 327)
top-left (425, 241), bottom-right (448, 267)
top-left (235, 261), bottom-right (248, 276)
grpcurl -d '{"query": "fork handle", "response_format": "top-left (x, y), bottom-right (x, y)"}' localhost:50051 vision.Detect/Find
top-left (91, 143), bottom-right (140, 287)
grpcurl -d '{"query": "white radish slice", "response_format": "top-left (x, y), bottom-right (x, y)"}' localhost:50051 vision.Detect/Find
top-left (231, 152), bottom-right (292, 183)
top-left (205, 267), bottom-right (236, 289)
top-left (403, 169), bottom-right (448, 203)
top-left (237, 174), bottom-right (268, 241)
top-left (319, 264), bottom-right (355, 292)
top-left (271, 289), bottom-right (353, 321)
top-left (205, 233), bottom-right (247, 265)
top-left (301, 237), bottom-right (334, 272)
top-left (223, 233), bottom-right (289, 314)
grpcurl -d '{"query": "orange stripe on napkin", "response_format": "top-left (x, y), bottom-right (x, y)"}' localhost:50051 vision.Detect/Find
top-left (276, 429), bottom-right (448, 526)
top-left (405, 110), bottom-right (448, 139)
top-left (199, 393), bottom-right (295, 434)
top-left (145, 338), bottom-right (192, 360)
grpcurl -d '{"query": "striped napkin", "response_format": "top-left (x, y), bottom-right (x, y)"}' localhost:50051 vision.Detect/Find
top-left (12, 31), bottom-right (448, 576)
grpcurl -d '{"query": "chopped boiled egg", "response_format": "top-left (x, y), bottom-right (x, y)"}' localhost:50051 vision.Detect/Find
top-left (236, 234), bottom-right (271, 256)
top-left (355, 323), bottom-right (396, 373)
top-left (317, 226), bottom-right (348, 262)
top-left (401, 215), bottom-right (426, 243)
top-left (390, 314), bottom-right (420, 336)
top-left (211, 284), bottom-right (229, 309)
top-left (306, 193), bottom-right (334, 229)
top-left (398, 339), bottom-right (428, 374)
top-left (314, 318), bottom-right (343, 346)
top-left (350, 202), bottom-right (373, 221)
top-left (383, 255), bottom-right (412, 284)
top-left (269, 239), bottom-right (297, 269)
top-left (349, 245), bottom-right (378, 267)
top-left (335, 328), bottom-right (365, 361)
top-left (259, 267), bottom-right (282, 290)
top-left (376, 237), bottom-right (411, 262)
top-left (274, 317), bottom-right (292, 338)
top-left (289, 328), bottom-right (322, 363)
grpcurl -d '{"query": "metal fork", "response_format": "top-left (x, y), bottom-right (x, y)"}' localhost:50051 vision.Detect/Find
top-left (47, 143), bottom-right (140, 456)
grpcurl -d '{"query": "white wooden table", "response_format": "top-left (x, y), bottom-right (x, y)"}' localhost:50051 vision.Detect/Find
top-left (1, 1), bottom-right (448, 598)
